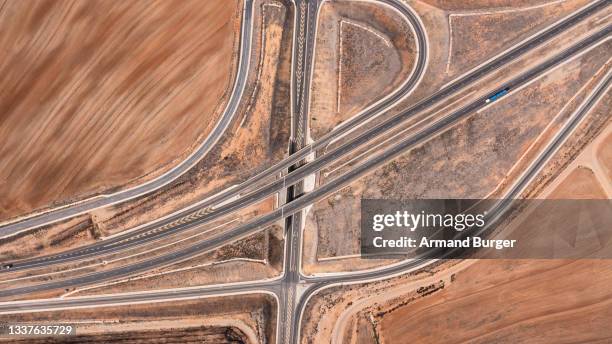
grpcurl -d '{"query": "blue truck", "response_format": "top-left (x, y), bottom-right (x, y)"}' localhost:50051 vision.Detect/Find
top-left (486, 87), bottom-right (510, 103)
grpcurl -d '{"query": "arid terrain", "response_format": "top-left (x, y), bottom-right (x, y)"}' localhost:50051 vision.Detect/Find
top-left (302, 23), bottom-right (611, 273)
top-left (309, 0), bottom-right (417, 139)
top-left (0, 0), bottom-right (293, 262)
top-left (0, 0), bottom-right (242, 221)
top-left (0, 0), bottom-right (609, 343)
top-left (1, 294), bottom-right (276, 344)
top-left (300, 104), bottom-right (612, 342)
top-left (377, 126), bottom-right (612, 343)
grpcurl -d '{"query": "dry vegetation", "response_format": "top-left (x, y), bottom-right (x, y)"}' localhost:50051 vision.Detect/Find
top-left (301, 106), bottom-right (611, 344)
top-left (0, 199), bottom-right (279, 301)
top-left (303, 39), bottom-right (610, 272)
top-left (70, 224), bottom-right (284, 297)
top-left (375, 143), bottom-right (611, 343)
top-left (0, 215), bottom-right (100, 261)
top-left (0, 0), bottom-right (293, 259)
top-left (321, 0), bottom-right (609, 154)
top-left (0, 0), bottom-right (242, 221)
top-left (422, 0), bottom-right (578, 11)
top-left (446, 0), bottom-right (590, 76)
top-left (1, 294), bottom-right (277, 344)
top-left (309, 0), bottom-right (417, 139)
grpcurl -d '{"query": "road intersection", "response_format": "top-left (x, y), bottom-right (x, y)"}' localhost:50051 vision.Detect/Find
top-left (0, 1), bottom-right (610, 343)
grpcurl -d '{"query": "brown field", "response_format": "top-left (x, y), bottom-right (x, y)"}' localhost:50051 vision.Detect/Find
top-left (548, 166), bottom-right (607, 199)
top-left (484, 132), bottom-right (612, 260)
top-left (77, 0), bottom-right (291, 236)
top-left (5, 327), bottom-right (247, 344)
top-left (378, 260), bottom-right (612, 344)
top-left (375, 163), bottom-right (611, 339)
top-left (0, 0), bottom-right (292, 258)
top-left (0, 0), bottom-right (242, 221)
top-left (309, 0), bottom-right (416, 139)
top-left (1, 294), bottom-right (276, 344)
top-left (597, 131), bottom-right (612, 180)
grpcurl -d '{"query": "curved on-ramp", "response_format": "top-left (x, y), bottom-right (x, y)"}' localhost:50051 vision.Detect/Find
top-left (2, 0), bottom-right (429, 271)
top-left (0, 0), bottom-right (256, 239)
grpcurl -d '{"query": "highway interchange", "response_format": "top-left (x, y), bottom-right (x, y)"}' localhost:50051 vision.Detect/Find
top-left (3, 0), bottom-right (606, 272)
top-left (0, 0), bottom-right (610, 343)
top-left (1, 0), bottom-right (429, 272)
top-left (0, 0), bottom-right (257, 240)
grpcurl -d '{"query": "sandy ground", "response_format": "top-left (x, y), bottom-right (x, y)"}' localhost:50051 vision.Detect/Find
top-left (0, 198), bottom-right (279, 301)
top-left (422, 0), bottom-right (578, 11)
top-left (549, 166), bottom-right (608, 198)
top-left (301, 37), bottom-right (610, 273)
top-left (596, 131), bottom-right (612, 180)
top-left (0, 214), bottom-right (100, 261)
top-left (300, 106), bottom-right (611, 343)
top-left (309, 0), bottom-right (416, 139)
top-left (445, 0), bottom-right (590, 77)
top-left (0, 0), bottom-right (292, 261)
top-left (0, 0), bottom-right (242, 221)
top-left (378, 260), bottom-right (612, 343)
top-left (375, 148), bottom-right (612, 342)
top-left (1, 294), bottom-right (276, 344)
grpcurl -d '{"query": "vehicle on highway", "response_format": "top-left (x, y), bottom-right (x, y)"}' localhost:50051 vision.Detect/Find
top-left (485, 87), bottom-right (510, 103)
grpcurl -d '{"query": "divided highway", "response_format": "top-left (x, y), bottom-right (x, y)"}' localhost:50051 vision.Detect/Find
top-left (0, 29), bottom-right (609, 344)
top-left (1, 21), bottom-right (609, 297)
top-left (3, 0), bottom-right (606, 273)
top-left (1, 0), bottom-right (428, 271)
top-left (0, 0), bottom-right (256, 239)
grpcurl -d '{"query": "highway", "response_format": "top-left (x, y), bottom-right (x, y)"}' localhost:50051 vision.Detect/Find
top-left (3, 0), bottom-right (604, 272)
top-left (0, 0), bottom-right (428, 241)
top-left (1, 0), bottom-right (428, 271)
top-left (0, 51), bottom-right (609, 342)
top-left (0, 0), bottom-right (257, 239)
top-left (290, 0), bottom-right (318, 150)
top-left (281, 0), bottom-right (320, 341)
top-left (0, 2), bottom-right (609, 344)
top-left (292, 68), bottom-right (612, 344)
top-left (0, 22), bottom-right (608, 297)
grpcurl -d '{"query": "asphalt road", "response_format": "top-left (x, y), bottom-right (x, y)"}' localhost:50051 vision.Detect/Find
top-left (0, 0), bottom-right (256, 239)
top-left (1, 22), bottom-right (608, 298)
top-left (293, 68), bottom-right (612, 344)
top-left (1, 0), bottom-right (429, 271)
top-left (0, 4), bottom-right (608, 344)
top-left (4, 0), bottom-right (604, 272)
